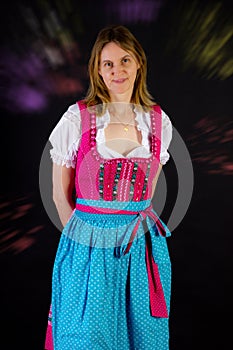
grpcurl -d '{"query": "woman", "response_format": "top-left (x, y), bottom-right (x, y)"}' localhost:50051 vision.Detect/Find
top-left (45, 25), bottom-right (173, 350)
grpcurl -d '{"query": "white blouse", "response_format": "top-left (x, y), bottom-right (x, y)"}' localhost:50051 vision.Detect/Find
top-left (49, 103), bottom-right (173, 168)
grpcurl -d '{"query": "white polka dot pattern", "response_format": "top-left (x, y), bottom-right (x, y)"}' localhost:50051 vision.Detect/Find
top-left (49, 221), bottom-right (171, 349)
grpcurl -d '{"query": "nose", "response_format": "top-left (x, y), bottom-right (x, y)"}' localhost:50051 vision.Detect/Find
top-left (111, 63), bottom-right (123, 75)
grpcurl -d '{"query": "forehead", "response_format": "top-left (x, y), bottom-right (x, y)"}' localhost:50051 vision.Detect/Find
top-left (100, 42), bottom-right (133, 61)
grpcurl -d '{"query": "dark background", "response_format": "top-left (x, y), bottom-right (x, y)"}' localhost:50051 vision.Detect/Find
top-left (0, 0), bottom-right (233, 349)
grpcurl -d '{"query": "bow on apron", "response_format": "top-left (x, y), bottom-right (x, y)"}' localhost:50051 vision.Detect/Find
top-left (76, 200), bottom-right (171, 318)
top-left (123, 204), bottom-right (170, 318)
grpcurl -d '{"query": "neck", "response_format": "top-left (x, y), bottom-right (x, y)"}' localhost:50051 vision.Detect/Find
top-left (108, 102), bottom-right (133, 117)
top-left (109, 90), bottom-right (132, 105)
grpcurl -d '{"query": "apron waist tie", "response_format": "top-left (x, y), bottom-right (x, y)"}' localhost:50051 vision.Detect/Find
top-left (123, 204), bottom-right (170, 318)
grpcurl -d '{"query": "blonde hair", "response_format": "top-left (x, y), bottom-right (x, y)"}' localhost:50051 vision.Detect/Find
top-left (84, 25), bottom-right (155, 114)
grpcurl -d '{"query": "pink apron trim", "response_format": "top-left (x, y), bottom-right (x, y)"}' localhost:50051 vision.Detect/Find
top-left (44, 305), bottom-right (54, 350)
top-left (44, 324), bottom-right (53, 350)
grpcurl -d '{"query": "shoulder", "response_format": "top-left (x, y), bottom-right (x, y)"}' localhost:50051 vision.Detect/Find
top-left (161, 109), bottom-right (172, 130)
top-left (151, 104), bottom-right (172, 131)
top-left (48, 102), bottom-right (83, 168)
top-left (62, 103), bottom-right (81, 123)
top-left (152, 105), bottom-right (173, 147)
top-left (49, 102), bottom-right (82, 142)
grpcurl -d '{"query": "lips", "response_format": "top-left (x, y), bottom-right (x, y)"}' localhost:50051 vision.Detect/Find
top-left (112, 78), bottom-right (127, 83)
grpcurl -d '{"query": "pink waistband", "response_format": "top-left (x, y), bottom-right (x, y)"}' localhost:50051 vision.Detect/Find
top-left (76, 202), bottom-right (139, 215)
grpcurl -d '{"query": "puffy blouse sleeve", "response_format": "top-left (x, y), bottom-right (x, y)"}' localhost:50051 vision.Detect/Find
top-left (49, 103), bottom-right (82, 168)
top-left (160, 110), bottom-right (173, 165)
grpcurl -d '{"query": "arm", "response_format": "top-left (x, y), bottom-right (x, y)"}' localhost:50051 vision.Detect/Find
top-left (52, 163), bottom-right (76, 227)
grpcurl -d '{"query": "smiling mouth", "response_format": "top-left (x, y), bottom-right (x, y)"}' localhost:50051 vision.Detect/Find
top-left (112, 78), bottom-right (127, 83)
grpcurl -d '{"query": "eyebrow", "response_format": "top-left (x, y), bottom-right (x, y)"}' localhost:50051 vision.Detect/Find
top-left (101, 54), bottom-right (132, 63)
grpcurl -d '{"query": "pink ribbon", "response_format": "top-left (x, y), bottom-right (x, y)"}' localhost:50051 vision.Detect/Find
top-left (123, 204), bottom-right (169, 318)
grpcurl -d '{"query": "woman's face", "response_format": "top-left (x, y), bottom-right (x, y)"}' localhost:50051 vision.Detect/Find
top-left (98, 42), bottom-right (139, 102)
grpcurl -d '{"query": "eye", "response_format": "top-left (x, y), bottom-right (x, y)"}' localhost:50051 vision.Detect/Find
top-left (103, 61), bottom-right (113, 68)
top-left (122, 57), bottom-right (130, 64)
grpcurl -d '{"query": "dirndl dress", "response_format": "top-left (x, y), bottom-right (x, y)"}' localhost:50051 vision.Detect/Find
top-left (45, 101), bottom-right (172, 350)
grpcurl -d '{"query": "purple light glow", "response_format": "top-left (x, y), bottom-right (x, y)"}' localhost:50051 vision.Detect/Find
top-left (0, 48), bottom-right (84, 114)
top-left (0, 194), bottom-right (45, 255)
top-left (105, 0), bottom-right (164, 24)
top-left (0, 50), bottom-right (51, 113)
top-left (188, 116), bottom-right (233, 175)
top-left (8, 84), bottom-right (48, 113)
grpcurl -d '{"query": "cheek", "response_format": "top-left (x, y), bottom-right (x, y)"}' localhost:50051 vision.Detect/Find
top-left (99, 70), bottom-right (104, 80)
top-left (101, 72), bottom-right (111, 84)
top-left (130, 68), bottom-right (138, 81)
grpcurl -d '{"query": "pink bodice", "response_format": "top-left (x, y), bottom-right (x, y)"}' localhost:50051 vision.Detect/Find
top-left (75, 101), bottom-right (162, 202)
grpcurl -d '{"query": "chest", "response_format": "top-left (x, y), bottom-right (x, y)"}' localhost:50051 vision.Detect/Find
top-left (104, 122), bottom-right (142, 156)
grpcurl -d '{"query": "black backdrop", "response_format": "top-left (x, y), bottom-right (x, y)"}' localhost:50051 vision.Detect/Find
top-left (0, 0), bottom-right (233, 349)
